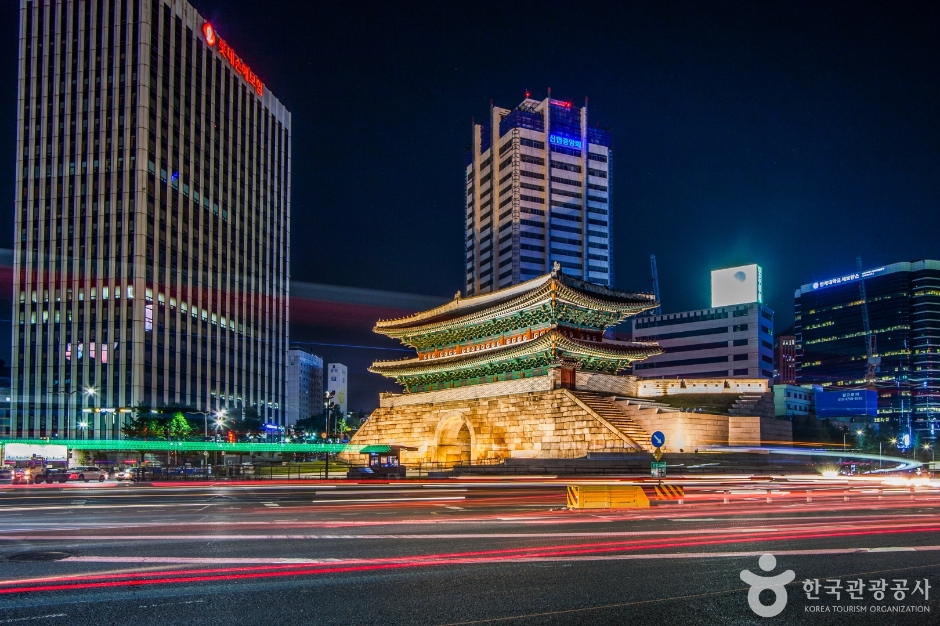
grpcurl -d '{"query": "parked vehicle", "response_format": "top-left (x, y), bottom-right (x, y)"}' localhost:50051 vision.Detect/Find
top-left (12, 467), bottom-right (34, 484)
top-left (346, 467), bottom-right (377, 480)
top-left (32, 468), bottom-right (69, 484)
top-left (0, 466), bottom-right (13, 484)
top-left (68, 466), bottom-right (108, 482)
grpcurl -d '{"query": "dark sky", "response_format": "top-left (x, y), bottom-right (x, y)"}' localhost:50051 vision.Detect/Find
top-left (2, 1), bottom-right (940, 332)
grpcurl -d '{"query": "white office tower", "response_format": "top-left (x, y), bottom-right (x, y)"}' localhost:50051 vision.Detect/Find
top-left (326, 363), bottom-right (347, 416)
top-left (12, 0), bottom-right (290, 438)
top-left (465, 94), bottom-right (613, 295)
top-left (286, 349), bottom-right (323, 427)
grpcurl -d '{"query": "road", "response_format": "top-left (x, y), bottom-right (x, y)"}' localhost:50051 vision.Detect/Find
top-left (0, 477), bottom-right (938, 625)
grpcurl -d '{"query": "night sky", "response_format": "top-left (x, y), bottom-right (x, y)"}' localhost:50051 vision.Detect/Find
top-left (1, 1), bottom-right (939, 335)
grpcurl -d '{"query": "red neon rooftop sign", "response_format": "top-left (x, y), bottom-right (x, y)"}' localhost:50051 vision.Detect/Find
top-left (203, 22), bottom-right (263, 97)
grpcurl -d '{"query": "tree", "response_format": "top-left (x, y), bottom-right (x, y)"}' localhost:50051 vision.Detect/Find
top-left (121, 414), bottom-right (166, 440)
top-left (234, 406), bottom-right (263, 437)
top-left (293, 416), bottom-right (320, 438)
top-left (167, 411), bottom-right (193, 440)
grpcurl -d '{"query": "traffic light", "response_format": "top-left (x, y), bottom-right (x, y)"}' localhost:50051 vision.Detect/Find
top-left (227, 430), bottom-right (235, 444)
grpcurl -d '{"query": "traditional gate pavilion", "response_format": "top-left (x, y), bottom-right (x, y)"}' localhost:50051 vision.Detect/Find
top-left (369, 264), bottom-right (661, 393)
top-left (348, 266), bottom-right (790, 466)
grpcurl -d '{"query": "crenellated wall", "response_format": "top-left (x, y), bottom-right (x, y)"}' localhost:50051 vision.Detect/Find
top-left (636, 378), bottom-right (769, 397)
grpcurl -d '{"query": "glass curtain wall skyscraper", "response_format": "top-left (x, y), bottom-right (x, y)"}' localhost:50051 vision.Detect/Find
top-left (13, 0), bottom-right (290, 439)
top-left (795, 260), bottom-right (940, 437)
top-left (465, 94), bottom-right (612, 296)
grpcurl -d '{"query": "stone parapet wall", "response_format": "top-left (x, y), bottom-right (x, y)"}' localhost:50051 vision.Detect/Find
top-left (637, 378), bottom-right (769, 397)
top-left (728, 416), bottom-right (793, 446)
top-left (617, 407), bottom-right (730, 452)
top-left (576, 372), bottom-right (637, 396)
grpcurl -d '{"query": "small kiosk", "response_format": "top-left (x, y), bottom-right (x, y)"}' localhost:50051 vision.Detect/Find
top-left (358, 445), bottom-right (416, 478)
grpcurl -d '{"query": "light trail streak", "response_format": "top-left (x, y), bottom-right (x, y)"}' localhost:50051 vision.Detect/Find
top-left (2, 521), bottom-right (940, 595)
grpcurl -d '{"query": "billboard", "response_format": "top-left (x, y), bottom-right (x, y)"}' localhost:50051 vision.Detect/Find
top-left (815, 390), bottom-right (878, 418)
top-left (2, 443), bottom-right (69, 463)
top-left (711, 264), bottom-right (763, 307)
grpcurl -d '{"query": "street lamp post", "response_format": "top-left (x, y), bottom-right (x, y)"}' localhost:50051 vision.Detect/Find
top-left (195, 409), bottom-right (226, 440)
top-left (57, 387), bottom-right (95, 439)
top-left (78, 421), bottom-right (88, 440)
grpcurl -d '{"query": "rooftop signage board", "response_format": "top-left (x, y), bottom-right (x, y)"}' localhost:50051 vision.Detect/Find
top-left (811, 266), bottom-right (886, 291)
top-left (711, 264), bottom-right (763, 308)
top-left (203, 22), bottom-right (264, 97)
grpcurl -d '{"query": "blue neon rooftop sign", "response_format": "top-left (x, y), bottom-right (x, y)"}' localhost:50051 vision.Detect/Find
top-left (549, 134), bottom-right (582, 150)
top-left (811, 266), bottom-right (886, 290)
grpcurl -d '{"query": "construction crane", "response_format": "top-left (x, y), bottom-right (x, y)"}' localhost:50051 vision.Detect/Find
top-left (650, 254), bottom-right (662, 316)
top-left (856, 256), bottom-right (880, 388)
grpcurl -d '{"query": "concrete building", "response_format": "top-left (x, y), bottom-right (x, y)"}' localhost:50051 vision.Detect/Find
top-left (632, 303), bottom-right (775, 379)
top-left (12, 1), bottom-right (290, 438)
top-left (465, 94), bottom-right (612, 296)
top-left (773, 384), bottom-right (813, 418)
top-left (631, 266), bottom-right (774, 380)
top-left (795, 260), bottom-right (940, 436)
top-left (775, 331), bottom-right (797, 385)
top-left (286, 348), bottom-right (322, 427)
top-left (327, 363), bottom-right (347, 416)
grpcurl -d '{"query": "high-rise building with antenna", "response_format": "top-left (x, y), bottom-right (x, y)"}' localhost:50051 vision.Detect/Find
top-left (464, 93), bottom-right (612, 295)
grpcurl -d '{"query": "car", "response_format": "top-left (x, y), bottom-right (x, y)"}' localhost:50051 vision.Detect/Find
top-left (32, 468), bottom-right (69, 484)
top-left (68, 466), bottom-right (108, 482)
top-left (0, 466), bottom-right (13, 484)
top-left (346, 467), bottom-right (377, 480)
top-left (12, 467), bottom-right (34, 484)
top-left (114, 468), bottom-right (136, 481)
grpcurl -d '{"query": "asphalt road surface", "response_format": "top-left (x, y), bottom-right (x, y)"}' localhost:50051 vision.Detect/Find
top-left (0, 477), bottom-right (938, 625)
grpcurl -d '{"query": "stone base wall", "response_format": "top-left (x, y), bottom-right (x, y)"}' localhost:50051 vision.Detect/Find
top-left (347, 386), bottom-right (793, 465)
top-left (619, 408), bottom-right (729, 452)
top-left (610, 401), bottom-right (792, 452)
top-left (347, 388), bottom-right (636, 465)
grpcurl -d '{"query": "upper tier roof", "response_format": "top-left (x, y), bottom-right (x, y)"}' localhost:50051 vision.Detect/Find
top-left (374, 266), bottom-right (658, 347)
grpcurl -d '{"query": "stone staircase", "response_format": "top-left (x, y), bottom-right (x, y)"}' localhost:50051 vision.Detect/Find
top-left (728, 391), bottom-right (775, 419)
top-left (569, 391), bottom-right (654, 452)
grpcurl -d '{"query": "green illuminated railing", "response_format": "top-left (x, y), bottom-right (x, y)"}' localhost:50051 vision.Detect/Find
top-left (0, 438), bottom-right (360, 454)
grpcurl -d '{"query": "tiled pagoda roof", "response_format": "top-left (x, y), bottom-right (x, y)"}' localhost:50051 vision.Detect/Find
top-left (374, 266), bottom-right (658, 350)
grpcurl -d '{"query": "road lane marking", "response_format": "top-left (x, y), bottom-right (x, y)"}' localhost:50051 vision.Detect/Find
top-left (262, 503), bottom-right (279, 507)
top-left (867, 546), bottom-right (917, 552)
top-left (139, 600), bottom-right (205, 608)
top-left (0, 616), bottom-right (66, 623)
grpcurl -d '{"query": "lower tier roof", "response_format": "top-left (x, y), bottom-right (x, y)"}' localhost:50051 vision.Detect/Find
top-left (370, 328), bottom-right (662, 389)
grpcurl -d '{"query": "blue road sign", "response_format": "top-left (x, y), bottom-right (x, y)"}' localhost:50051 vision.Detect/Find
top-left (651, 431), bottom-right (665, 447)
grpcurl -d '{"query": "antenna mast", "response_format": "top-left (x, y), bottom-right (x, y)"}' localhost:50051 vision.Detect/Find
top-left (650, 254), bottom-right (662, 316)
top-left (857, 256), bottom-right (880, 388)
